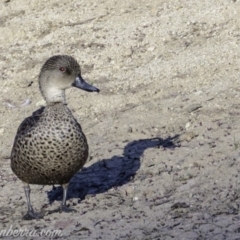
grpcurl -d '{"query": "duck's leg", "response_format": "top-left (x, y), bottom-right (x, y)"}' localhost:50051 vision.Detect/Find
top-left (60, 183), bottom-right (76, 212)
top-left (23, 183), bottom-right (43, 220)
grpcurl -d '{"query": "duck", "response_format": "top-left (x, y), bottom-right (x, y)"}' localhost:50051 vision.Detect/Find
top-left (10, 55), bottom-right (99, 220)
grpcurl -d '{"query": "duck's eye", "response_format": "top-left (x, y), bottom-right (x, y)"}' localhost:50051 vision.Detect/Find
top-left (59, 67), bottom-right (66, 72)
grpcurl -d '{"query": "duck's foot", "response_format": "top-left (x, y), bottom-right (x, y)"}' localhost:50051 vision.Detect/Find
top-left (60, 205), bottom-right (76, 213)
top-left (23, 210), bottom-right (43, 220)
top-left (47, 205), bottom-right (76, 215)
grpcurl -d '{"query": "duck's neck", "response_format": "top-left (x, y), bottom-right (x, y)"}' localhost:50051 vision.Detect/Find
top-left (41, 87), bottom-right (66, 104)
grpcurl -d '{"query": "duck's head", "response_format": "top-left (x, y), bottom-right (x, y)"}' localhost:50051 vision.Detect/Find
top-left (39, 55), bottom-right (99, 104)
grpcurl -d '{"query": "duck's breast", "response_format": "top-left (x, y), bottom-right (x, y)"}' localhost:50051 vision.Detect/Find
top-left (11, 104), bottom-right (88, 185)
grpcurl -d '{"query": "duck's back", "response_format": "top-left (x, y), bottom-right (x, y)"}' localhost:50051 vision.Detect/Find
top-left (11, 103), bottom-right (88, 185)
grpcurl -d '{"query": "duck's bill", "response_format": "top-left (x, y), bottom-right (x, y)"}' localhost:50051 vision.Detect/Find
top-left (73, 75), bottom-right (99, 92)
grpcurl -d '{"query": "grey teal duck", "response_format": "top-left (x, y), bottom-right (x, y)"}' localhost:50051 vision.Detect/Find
top-left (11, 55), bottom-right (99, 220)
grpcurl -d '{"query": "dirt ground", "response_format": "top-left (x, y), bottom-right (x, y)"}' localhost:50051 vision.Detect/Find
top-left (1, 0), bottom-right (240, 239)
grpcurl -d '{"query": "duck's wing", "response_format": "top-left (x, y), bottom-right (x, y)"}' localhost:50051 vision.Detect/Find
top-left (14, 106), bottom-right (45, 137)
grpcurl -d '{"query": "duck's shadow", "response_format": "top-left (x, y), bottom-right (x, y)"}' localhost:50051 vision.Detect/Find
top-left (47, 135), bottom-right (179, 203)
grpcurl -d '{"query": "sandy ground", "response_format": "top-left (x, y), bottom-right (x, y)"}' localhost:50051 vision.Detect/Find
top-left (1, 0), bottom-right (240, 239)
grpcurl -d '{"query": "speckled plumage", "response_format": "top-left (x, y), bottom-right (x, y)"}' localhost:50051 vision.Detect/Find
top-left (11, 103), bottom-right (88, 185)
top-left (10, 55), bottom-right (99, 220)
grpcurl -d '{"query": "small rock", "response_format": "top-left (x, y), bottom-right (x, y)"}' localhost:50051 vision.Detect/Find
top-left (171, 202), bottom-right (189, 209)
top-left (122, 47), bottom-right (133, 57)
top-left (133, 196), bottom-right (139, 201)
top-left (126, 186), bottom-right (134, 196)
top-left (144, 189), bottom-right (154, 199)
top-left (194, 90), bottom-right (203, 95)
top-left (0, 128), bottom-right (4, 135)
top-left (185, 122), bottom-right (191, 129)
top-left (127, 126), bottom-right (133, 133)
top-left (147, 46), bottom-right (155, 51)
top-left (180, 132), bottom-right (197, 142)
top-left (187, 104), bottom-right (202, 113)
top-left (36, 99), bottom-right (45, 106)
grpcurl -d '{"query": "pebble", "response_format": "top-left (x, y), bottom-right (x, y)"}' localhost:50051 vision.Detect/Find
top-left (0, 128), bottom-right (4, 135)
top-left (180, 132), bottom-right (197, 142)
top-left (122, 47), bottom-right (133, 57)
top-left (125, 186), bottom-right (134, 196)
top-left (36, 99), bottom-right (45, 106)
top-left (127, 126), bottom-right (133, 133)
top-left (147, 46), bottom-right (155, 51)
top-left (187, 104), bottom-right (202, 113)
top-left (185, 122), bottom-right (191, 129)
